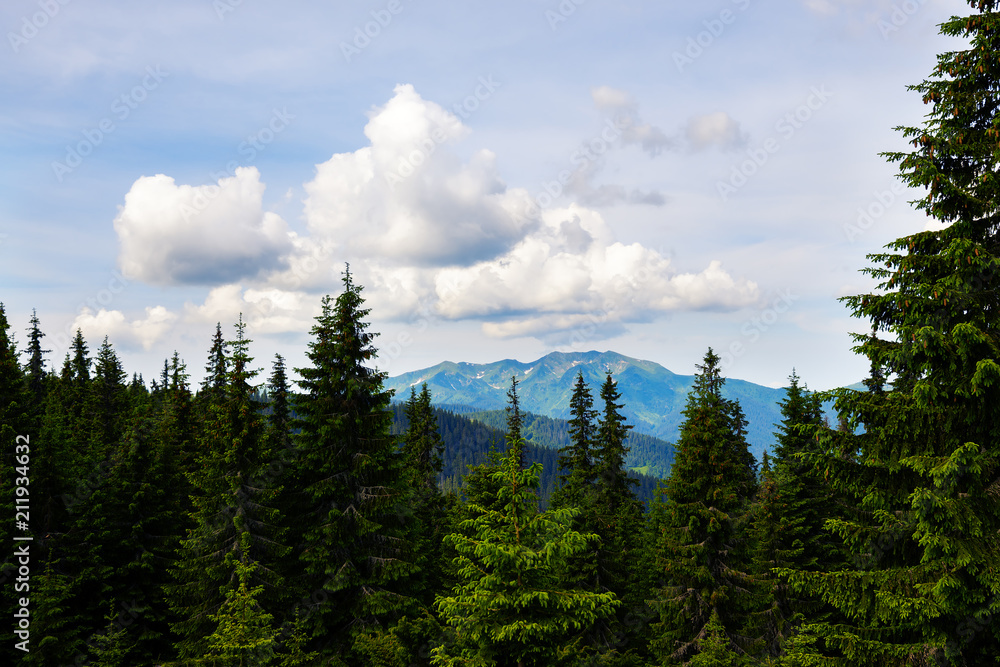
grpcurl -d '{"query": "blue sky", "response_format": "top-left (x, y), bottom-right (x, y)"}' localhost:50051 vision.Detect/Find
top-left (0, 0), bottom-right (970, 390)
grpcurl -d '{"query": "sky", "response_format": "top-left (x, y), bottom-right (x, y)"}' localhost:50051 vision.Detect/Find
top-left (0, 0), bottom-right (972, 391)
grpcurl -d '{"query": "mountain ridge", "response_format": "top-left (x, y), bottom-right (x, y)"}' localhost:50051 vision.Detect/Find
top-left (387, 349), bottom-right (807, 461)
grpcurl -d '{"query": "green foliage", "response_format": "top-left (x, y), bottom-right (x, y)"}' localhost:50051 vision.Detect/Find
top-left (290, 267), bottom-right (414, 653)
top-left (749, 371), bottom-right (844, 659)
top-left (168, 318), bottom-right (288, 660)
top-left (203, 534), bottom-right (281, 666)
top-left (779, 3), bottom-right (1000, 664)
top-left (433, 438), bottom-right (621, 666)
top-left (649, 348), bottom-right (757, 664)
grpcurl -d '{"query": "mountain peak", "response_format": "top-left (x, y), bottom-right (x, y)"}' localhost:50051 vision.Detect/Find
top-left (386, 350), bottom-right (785, 460)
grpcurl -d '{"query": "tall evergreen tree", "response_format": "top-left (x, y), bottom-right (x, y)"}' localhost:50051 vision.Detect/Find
top-left (290, 268), bottom-right (413, 658)
top-left (551, 371), bottom-right (598, 509)
top-left (88, 336), bottom-right (129, 459)
top-left (505, 374), bottom-right (525, 468)
top-left (22, 308), bottom-right (48, 431)
top-left (749, 371), bottom-right (844, 659)
top-left (168, 318), bottom-right (288, 661)
top-left (432, 438), bottom-right (621, 667)
top-left (648, 348), bottom-right (757, 664)
top-left (398, 383), bottom-right (448, 608)
top-left (784, 3), bottom-right (1000, 663)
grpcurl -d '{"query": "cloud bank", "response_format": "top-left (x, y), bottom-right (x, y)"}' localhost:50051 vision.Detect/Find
top-left (105, 84), bottom-right (760, 349)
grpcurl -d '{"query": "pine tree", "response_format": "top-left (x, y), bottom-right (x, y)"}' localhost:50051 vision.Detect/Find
top-left (168, 318), bottom-right (288, 661)
top-left (505, 374), bottom-right (525, 468)
top-left (290, 268), bottom-right (413, 657)
top-left (551, 371), bottom-right (598, 510)
top-left (648, 348), bottom-right (757, 664)
top-left (88, 336), bottom-right (129, 460)
top-left (203, 533), bottom-right (281, 667)
top-left (432, 438), bottom-right (621, 666)
top-left (782, 3), bottom-right (1000, 663)
top-left (750, 371), bottom-right (842, 658)
top-left (22, 308), bottom-right (48, 433)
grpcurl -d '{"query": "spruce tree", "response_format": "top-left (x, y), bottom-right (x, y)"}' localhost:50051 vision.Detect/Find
top-left (783, 2), bottom-right (1000, 663)
top-left (432, 438), bottom-right (620, 666)
top-left (505, 374), bottom-right (525, 468)
top-left (290, 268), bottom-right (413, 657)
top-left (749, 371), bottom-right (842, 659)
top-left (398, 384), bottom-right (448, 607)
top-left (551, 371), bottom-right (598, 510)
top-left (168, 318), bottom-right (288, 661)
top-left (22, 308), bottom-right (48, 433)
top-left (648, 348), bottom-right (757, 664)
top-left (88, 336), bottom-right (129, 460)
top-left (592, 373), bottom-right (644, 628)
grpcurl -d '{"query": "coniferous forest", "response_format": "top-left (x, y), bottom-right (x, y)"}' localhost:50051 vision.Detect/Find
top-left (4, 3), bottom-right (1000, 665)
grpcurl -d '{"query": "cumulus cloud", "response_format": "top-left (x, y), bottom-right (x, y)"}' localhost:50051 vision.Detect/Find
top-left (183, 283), bottom-right (317, 335)
top-left (303, 83), bottom-right (535, 267)
top-left (685, 112), bottom-right (747, 151)
top-left (107, 84), bottom-right (761, 346)
top-left (114, 167), bottom-right (294, 286)
top-left (429, 205), bottom-right (759, 338)
top-left (73, 306), bottom-right (178, 351)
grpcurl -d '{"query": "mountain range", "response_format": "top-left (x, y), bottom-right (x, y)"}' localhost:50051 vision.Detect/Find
top-left (386, 350), bottom-right (811, 462)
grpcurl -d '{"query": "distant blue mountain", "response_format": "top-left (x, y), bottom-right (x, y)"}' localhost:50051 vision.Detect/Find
top-left (386, 350), bottom-right (835, 462)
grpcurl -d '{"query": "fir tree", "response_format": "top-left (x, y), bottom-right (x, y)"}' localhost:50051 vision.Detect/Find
top-left (290, 268), bottom-right (413, 657)
top-left (432, 438), bottom-right (621, 666)
top-left (88, 336), bottom-right (129, 459)
top-left (648, 348), bottom-right (757, 664)
top-left (22, 308), bottom-right (48, 432)
top-left (749, 371), bottom-right (843, 659)
top-left (203, 533), bottom-right (281, 667)
top-left (168, 318), bottom-right (288, 661)
top-left (783, 3), bottom-right (1000, 662)
top-left (505, 374), bottom-right (525, 468)
top-left (551, 371), bottom-right (598, 510)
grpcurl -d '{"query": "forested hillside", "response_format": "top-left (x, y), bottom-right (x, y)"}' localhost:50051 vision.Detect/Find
top-left (388, 403), bottom-right (665, 506)
top-left (384, 350), bottom-right (809, 461)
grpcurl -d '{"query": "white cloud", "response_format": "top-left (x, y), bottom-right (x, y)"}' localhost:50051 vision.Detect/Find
top-left (114, 167), bottom-right (294, 286)
top-left (590, 85), bottom-right (673, 156)
top-left (686, 112), bottom-right (747, 151)
top-left (105, 85), bottom-right (761, 346)
top-left (303, 84), bottom-right (535, 267)
top-left (73, 305), bottom-right (178, 351)
top-left (430, 205), bottom-right (759, 338)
